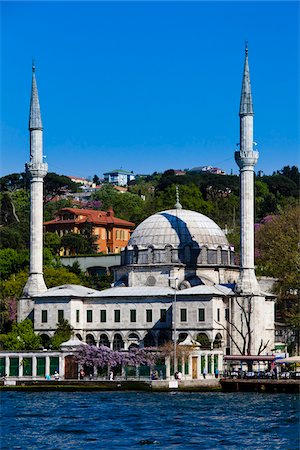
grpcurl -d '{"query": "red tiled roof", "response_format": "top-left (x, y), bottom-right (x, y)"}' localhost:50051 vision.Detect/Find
top-left (44, 208), bottom-right (135, 228)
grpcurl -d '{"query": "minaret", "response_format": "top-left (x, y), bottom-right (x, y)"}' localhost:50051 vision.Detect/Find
top-left (235, 44), bottom-right (260, 295)
top-left (22, 63), bottom-right (48, 297)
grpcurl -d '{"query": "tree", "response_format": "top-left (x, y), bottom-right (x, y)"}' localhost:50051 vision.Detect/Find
top-left (93, 174), bottom-right (100, 185)
top-left (44, 267), bottom-right (82, 287)
top-left (215, 297), bottom-right (269, 360)
top-left (0, 319), bottom-right (41, 350)
top-left (61, 231), bottom-right (96, 255)
top-left (255, 206), bottom-right (300, 353)
top-left (44, 232), bottom-right (61, 255)
top-left (50, 319), bottom-right (73, 350)
top-left (44, 172), bottom-right (78, 199)
top-left (0, 249), bottom-right (29, 280)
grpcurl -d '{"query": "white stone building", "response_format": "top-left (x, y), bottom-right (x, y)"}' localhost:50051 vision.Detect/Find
top-left (19, 47), bottom-right (275, 370)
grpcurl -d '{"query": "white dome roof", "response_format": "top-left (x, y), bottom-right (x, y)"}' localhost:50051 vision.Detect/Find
top-left (128, 209), bottom-right (229, 248)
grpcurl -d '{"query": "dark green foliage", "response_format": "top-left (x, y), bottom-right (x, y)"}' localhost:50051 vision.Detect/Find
top-left (44, 198), bottom-right (73, 221)
top-left (0, 249), bottom-right (29, 280)
top-left (61, 224), bottom-right (97, 255)
top-left (44, 172), bottom-right (79, 198)
top-left (50, 319), bottom-right (73, 350)
top-left (0, 319), bottom-right (42, 350)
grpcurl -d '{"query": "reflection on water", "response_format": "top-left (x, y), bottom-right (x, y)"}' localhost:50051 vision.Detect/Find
top-left (1, 391), bottom-right (299, 449)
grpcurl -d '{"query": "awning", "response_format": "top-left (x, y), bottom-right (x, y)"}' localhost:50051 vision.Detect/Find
top-left (224, 355), bottom-right (275, 362)
top-left (276, 356), bottom-right (300, 364)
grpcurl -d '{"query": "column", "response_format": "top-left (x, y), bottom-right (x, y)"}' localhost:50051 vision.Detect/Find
top-left (5, 356), bottom-right (10, 377)
top-left (32, 356), bottom-right (37, 378)
top-left (45, 356), bottom-right (50, 376)
top-left (19, 356), bottom-right (24, 377)
top-left (59, 355), bottom-right (64, 378)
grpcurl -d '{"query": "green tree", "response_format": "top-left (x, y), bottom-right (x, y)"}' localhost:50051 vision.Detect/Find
top-left (44, 198), bottom-right (73, 222)
top-left (256, 206), bottom-right (300, 352)
top-left (0, 319), bottom-right (41, 350)
top-left (44, 267), bottom-right (82, 287)
top-left (0, 249), bottom-right (29, 280)
top-left (51, 319), bottom-right (73, 350)
top-left (44, 232), bottom-right (61, 255)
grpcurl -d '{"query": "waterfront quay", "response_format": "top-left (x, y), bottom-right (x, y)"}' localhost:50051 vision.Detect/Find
top-left (1, 378), bottom-right (299, 393)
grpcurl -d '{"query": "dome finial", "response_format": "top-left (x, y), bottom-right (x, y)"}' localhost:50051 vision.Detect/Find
top-left (175, 185), bottom-right (182, 209)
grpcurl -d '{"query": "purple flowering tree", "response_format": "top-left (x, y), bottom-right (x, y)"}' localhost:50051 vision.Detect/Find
top-left (75, 345), bottom-right (159, 376)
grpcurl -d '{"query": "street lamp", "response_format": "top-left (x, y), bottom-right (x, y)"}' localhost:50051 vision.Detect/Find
top-left (169, 277), bottom-right (178, 378)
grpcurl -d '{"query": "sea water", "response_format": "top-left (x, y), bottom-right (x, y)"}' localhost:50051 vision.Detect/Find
top-left (1, 391), bottom-right (299, 449)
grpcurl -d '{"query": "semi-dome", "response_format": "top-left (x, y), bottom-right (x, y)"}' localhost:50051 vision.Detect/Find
top-left (128, 208), bottom-right (229, 249)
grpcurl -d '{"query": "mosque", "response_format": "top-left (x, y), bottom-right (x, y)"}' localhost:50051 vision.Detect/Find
top-left (19, 47), bottom-right (275, 367)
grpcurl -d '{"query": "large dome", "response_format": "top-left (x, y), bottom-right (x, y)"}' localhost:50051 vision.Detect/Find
top-left (128, 209), bottom-right (229, 248)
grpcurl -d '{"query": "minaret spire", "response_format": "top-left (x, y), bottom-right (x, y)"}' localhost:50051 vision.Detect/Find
top-left (239, 42), bottom-right (253, 116)
top-left (235, 44), bottom-right (260, 295)
top-left (21, 63), bottom-right (48, 305)
top-left (29, 62), bottom-right (43, 131)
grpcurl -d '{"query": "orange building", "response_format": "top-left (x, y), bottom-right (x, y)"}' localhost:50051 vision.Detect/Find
top-left (44, 207), bottom-right (135, 255)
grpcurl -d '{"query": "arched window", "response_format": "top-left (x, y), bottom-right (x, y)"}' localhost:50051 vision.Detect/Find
top-left (113, 333), bottom-right (124, 351)
top-left (165, 245), bottom-right (172, 263)
top-left (40, 334), bottom-right (51, 349)
top-left (128, 333), bottom-right (139, 340)
top-left (86, 334), bottom-right (96, 346)
top-left (201, 245), bottom-right (208, 264)
top-left (213, 333), bottom-right (223, 349)
top-left (178, 332), bottom-right (188, 343)
top-left (147, 246), bottom-right (154, 264)
top-left (133, 246), bottom-right (139, 263)
top-left (76, 333), bottom-right (82, 341)
top-left (143, 332), bottom-right (155, 348)
top-left (99, 334), bottom-right (110, 347)
top-left (196, 333), bottom-right (210, 349)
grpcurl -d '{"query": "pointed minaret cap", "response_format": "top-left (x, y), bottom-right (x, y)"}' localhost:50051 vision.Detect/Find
top-left (239, 42), bottom-right (254, 116)
top-left (29, 61), bottom-right (43, 130)
top-left (174, 185), bottom-right (182, 209)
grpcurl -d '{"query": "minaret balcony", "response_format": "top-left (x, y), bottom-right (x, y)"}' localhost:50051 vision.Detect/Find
top-left (235, 150), bottom-right (259, 169)
top-left (27, 162), bottom-right (48, 178)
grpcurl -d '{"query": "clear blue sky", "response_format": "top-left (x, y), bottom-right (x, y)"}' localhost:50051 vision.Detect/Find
top-left (1, 1), bottom-right (299, 178)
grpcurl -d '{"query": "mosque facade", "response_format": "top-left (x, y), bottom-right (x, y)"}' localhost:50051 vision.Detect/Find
top-left (19, 47), bottom-right (275, 359)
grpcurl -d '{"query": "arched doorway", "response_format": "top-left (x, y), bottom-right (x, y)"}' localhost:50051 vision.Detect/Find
top-left (113, 333), bottom-right (124, 351)
top-left (178, 332), bottom-right (188, 343)
top-left (213, 333), bottom-right (222, 348)
top-left (76, 333), bottom-right (82, 341)
top-left (40, 334), bottom-right (51, 349)
top-left (86, 334), bottom-right (96, 346)
top-left (99, 334), bottom-right (110, 347)
top-left (196, 333), bottom-right (210, 349)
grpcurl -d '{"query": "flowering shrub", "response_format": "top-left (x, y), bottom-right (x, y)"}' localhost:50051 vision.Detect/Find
top-left (76, 344), bottom-right (159, 369)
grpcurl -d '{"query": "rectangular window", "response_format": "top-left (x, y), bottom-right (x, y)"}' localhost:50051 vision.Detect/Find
top-left (225, 308), bottom-right (229, 321)
top-left (87, 310), bottom-right (93, 323)
top-left (58, 310), bottom-right (64, 321)
top-left (160, 309), bottom-right (166, 323)
top-left (130, 309), bottom-right (136, 322)
top-left (146, 309), bottom-right (152, 323)
top-left (217, 308), bottom-right (220, 322)
top-left (76, 310), bottom-right (80, 323)
top-left (114, 310), bottom-right (120, 323)
top-left (100, 310), bottom-right (106, 323)
top-left (41, 310), bottom-right (48, 323)
top-left (180, 308), bottom-right (187, 322)
top-left (198, 308), bottom-right (205, 322)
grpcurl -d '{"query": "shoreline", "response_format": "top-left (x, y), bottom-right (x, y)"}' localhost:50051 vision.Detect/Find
top-left (1, 379), bottom-right (299, 393)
